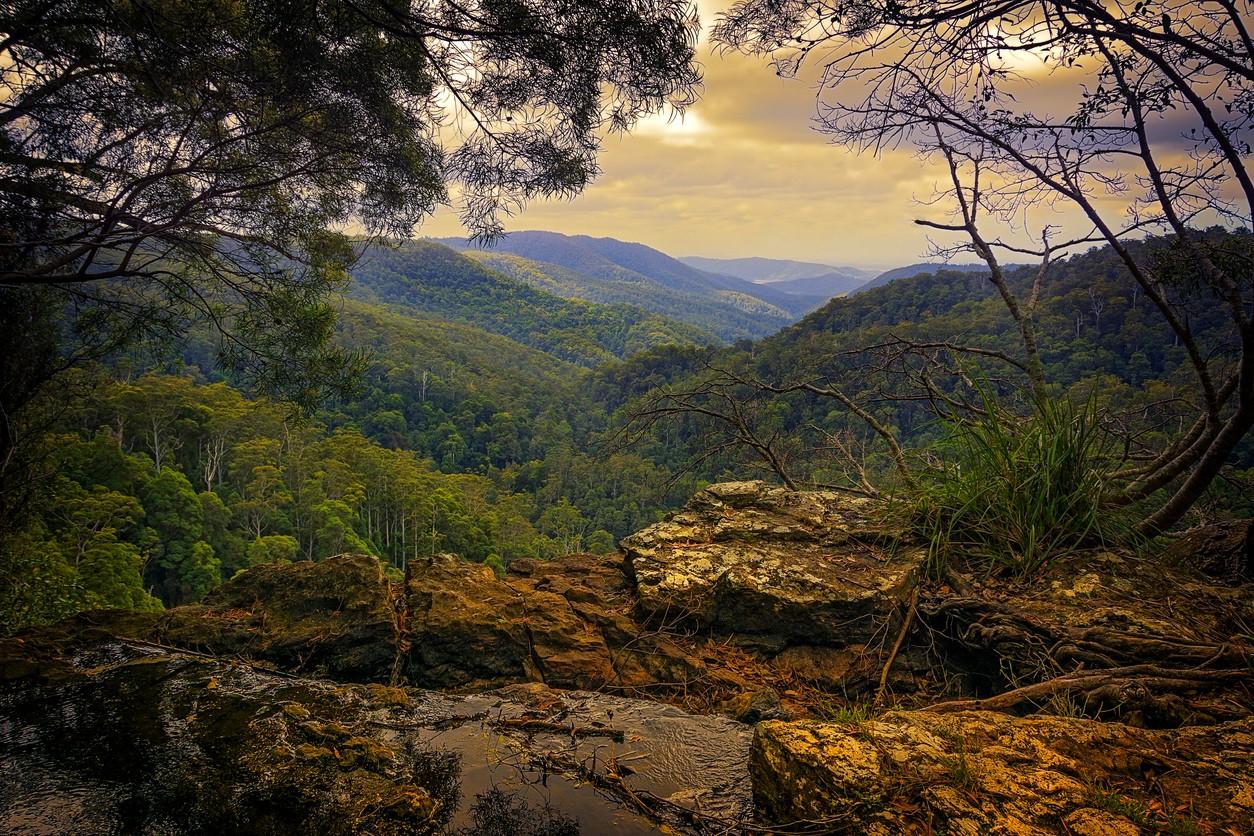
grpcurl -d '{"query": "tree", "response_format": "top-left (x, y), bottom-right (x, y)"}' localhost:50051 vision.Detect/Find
top-left (0, 0), bottom-right (702, 505)
top-left (247, 534), bottom-right (300, 567)
top-left (714, 0), bottom-right (1254, 532)
top-left (310, 499), bottom-right (373, 560)
top-left (142, 467), bottom-right (211, 604)
top-left (538, 498), bottom-right (588, 555)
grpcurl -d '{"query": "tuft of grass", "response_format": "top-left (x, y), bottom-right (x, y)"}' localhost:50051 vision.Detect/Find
top-left (1043, 692), bottom-right (1089, 719)
top-left (1086, 784), bottom-right (1203, 833)
top-left (1086, 785), bottom-right (1153, 827)
top-left (816, 700), bottom-right (875, 725)
top-left (907, 395), bottom-right (1135, 577)
top-left (1163, 814), bottom-right (1202, 836)
top-left (941, 744), bottom-right (978, 790)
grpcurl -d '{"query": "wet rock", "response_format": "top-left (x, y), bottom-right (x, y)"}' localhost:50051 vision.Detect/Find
top-left (1162, 518), bottom-right (1252, 583)
top-left (45, 554), bottom-right (400, 682)
top-left (751, 710), bottom-right (1254, 833)
top-left (405, 553), bottom-right (705, 692)
top-left (621, 481), bottom-right (925, 647)
top-left (0, 636), bottom-right (754, 834)
top-left (0, 636), bottom-right (438, 834)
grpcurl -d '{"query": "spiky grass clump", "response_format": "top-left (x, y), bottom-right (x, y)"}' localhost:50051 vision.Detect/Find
top-left (910, 396), bottom-right (1133, 577)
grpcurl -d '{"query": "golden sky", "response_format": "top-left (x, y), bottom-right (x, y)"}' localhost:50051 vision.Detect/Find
top-left (414, 2), bottom-right (947, 268)
top-left (417, 2), bottom-right (1154, 269)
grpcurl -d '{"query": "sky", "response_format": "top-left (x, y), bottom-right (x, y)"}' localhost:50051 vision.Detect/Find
top-left (417, 1), bottom-right (951, 269)
top-left (416, 2), bottom-right (1224, 269)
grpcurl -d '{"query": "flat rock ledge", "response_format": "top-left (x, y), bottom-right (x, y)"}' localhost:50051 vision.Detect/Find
top-left (752, 711), bottom-right (1254, 834)
top-left (621, 481), bottom-right (925, 648)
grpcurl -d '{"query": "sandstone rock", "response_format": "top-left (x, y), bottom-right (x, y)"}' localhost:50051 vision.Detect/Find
top-left (722, 687), bottom-right (787, 723)
top-left (1162, 518), bottom-right (1253, 583)
top-left (771, 645), bottom-right (862, 689)
top-left (0, 636), bottom-right (755, 834)
top-left (0, 636), bottom-right (439, 834)
top-left (60, 554), bottom-right (399, 682)
top-left (621, 481), bottom-right (924, 647)
top-left (405, 554), bottom-right (539, 688)
top-left (405, 553), bottom-right (705, 692)
top-left (752, 710), bottom-right (1254, 833)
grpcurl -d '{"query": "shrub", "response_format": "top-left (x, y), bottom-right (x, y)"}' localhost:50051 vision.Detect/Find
top-left (908, 396), bottom-right (1134, 576)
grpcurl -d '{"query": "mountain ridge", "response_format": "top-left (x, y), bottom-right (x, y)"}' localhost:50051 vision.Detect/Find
top-left (679, 254), bottom-right (873, 286)
top-left (432, 231), bottom-right (828, 339)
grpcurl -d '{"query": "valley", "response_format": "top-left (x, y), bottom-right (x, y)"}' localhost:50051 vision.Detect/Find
top-left (3, 3), bottom-right (1252, 833)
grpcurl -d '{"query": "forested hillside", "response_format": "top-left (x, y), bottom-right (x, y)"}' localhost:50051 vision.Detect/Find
top-left (351, 241), bottom-right (712, 366)
top-left (852, 261), bottom-right (989, 294)
top-left (0, 371), bottom-right (609, 632)
top-left (439, 231), bottom-right (825, 339)
top-left (6, 233), bottom-right (1251, 634)
top-left (603, 235), bottom-right (1254, 507)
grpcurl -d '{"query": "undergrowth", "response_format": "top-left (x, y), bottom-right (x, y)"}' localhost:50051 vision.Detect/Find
top-left (906, 395), bottom-right (1137, 577)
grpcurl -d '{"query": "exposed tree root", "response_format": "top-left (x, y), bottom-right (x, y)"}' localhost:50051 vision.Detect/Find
top-left (924, 664), bottom-right (1249, 714)
top-left (918, 588), bottom-right (1253, 722)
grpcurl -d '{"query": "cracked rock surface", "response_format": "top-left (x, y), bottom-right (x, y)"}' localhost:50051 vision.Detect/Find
top-left (621, 481), bottom-right (925, 648)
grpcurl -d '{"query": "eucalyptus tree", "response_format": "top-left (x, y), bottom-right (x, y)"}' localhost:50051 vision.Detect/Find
top-left (0, 0), bottom-right (702, 520)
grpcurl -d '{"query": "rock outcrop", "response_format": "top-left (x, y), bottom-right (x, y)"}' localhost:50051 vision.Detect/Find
top-left (65, 554), bottom-right (400, 682)
top-left (405, 552), bottom-right (706, 692)
top-left (751, 711), bottom-right (1254, 834)
top-left (621, 481), bottom-right (925, 650)
top-left (0, 635), bottom-right (754, 834)
top-left (0, 634), bottom-right (438, 834)
top-left (5, 480), bottom-right (1252, 835)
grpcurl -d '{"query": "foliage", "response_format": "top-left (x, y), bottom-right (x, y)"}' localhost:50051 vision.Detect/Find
top-left (352, 241), bottom-right (712, 366)
top-left (0, 0), bottom-right (702, 513)
top-left (714, 0), bottom-right (1254, 533)
top-left (906, 397), bottom-right (1134, 577)
top-left (614, 236), bottom-right (1254, 526)
top-left (1, 370), bottom-right (625, 632)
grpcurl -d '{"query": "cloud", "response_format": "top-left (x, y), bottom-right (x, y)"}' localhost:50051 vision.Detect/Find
top-left (419, 2), bottom-right (1224, 266)
top-left (419, 31), bottom-right (957, 266)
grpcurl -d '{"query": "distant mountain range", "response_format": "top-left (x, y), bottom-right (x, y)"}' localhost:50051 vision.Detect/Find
top-left (354, 232), bottom-right (1011, 350)
top-left (853, 262), bottom-right (989, 294)
top-left (679, 255), bottom-right (874, 299)
top-left (433, 231), bottom-right (830, 341)
top-left (350, 241), bottom-right (713, 367)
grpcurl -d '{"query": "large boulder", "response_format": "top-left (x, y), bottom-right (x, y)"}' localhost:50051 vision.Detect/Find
top-left (621, 481), bottom-right (925, 649)
top-left (404, 553), bottom-right (705, 692)
top-left (64, 554), bottom-right (399, 682)
top-left (751, 711), bottom-right (1254, 834)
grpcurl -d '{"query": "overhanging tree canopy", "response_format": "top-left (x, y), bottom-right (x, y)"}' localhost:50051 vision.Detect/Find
top-left (0, 0), bottom-right (701, 401)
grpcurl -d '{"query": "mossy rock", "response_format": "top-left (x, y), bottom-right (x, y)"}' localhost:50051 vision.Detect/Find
top-left (0, 636), bottom-right (438, 834)
top-left (49, 555), bottom-right (401, 683)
